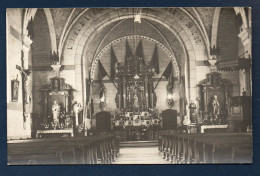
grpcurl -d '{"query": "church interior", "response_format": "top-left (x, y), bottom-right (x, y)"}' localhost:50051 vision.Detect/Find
top-left (7, 7), bottom-right (252, 164)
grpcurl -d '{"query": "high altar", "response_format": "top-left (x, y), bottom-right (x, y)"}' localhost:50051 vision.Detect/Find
top-left (115, 56), bottom-right (156, 112)
top-left (112, 56), bottom-right (160, 139)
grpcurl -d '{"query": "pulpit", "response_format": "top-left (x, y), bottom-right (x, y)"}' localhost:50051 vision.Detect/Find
top-left (227, 96), bottom-right (252, 132)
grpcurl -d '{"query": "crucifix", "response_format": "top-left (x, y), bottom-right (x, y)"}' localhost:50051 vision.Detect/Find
top-left (16, 52), bottom-right (31, 129)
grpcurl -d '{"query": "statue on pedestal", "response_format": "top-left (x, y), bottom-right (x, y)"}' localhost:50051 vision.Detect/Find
top-left (212, 95), bottom-right (221, 122)
top-left (189, 100), bottom-right (197, 123)
top-left (52, 100), bottom-right (60, 126)
top-left (133, 93), bottom-right (139, 113)
top-left (73, 102), bottom-right (83, 126)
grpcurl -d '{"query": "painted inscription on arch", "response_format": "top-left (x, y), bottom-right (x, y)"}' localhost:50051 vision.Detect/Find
top-left (165, 8), bottom-right (202, 44)
top-left (66, 15), bottom-right (91, 49)
top-left (65, 8), bottom-right (204, 50)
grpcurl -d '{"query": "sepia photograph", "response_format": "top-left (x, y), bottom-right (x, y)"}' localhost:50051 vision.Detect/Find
top-left (6, 7), bottom-right (252, 165)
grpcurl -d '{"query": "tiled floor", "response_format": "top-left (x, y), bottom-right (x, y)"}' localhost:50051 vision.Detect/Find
top-left (114, 146), bottom-right (170, 164)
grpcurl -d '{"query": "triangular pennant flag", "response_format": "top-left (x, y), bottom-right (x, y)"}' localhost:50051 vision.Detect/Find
top-left (110, 46), bottom-right (118, 80)
top-left (125, 39), bottom-right (133, 63)
top-left (135, 40), bottom-right (145, 64)
top-left (151, 44), bottom-right (159, 74)
top-left (162, 61), bottom-right (173, 79)
top-left (98, 60), bottom-right (107, 80)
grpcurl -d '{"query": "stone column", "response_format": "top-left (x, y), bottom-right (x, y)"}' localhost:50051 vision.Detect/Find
top-left (238, 28), bottom-right (252, 96)
top-left (145, 77), bottom-right (149, 110)
top-left (122, 77), bottom-right (126, 110)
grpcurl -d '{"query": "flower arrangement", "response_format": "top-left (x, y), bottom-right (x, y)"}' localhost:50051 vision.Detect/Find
top-left (40, 123), bottom-right (49, 129)
top-left (76, 124), bottom-right (84, 134)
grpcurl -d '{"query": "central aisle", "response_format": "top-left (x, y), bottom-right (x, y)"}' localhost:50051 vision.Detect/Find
top-left (114, 146), bottom-right (170, 164)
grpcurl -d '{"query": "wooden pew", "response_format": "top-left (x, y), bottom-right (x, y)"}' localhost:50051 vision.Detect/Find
top-left (8, 135), bottom-right (119, 165)
top-left (159, 133), bottom-right (252, 164)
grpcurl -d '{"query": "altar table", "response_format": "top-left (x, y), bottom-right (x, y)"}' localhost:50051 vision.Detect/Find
top-left (200, 125), bottom-right (228, 133)
top-left (36, 129), bottom-right (74, 138)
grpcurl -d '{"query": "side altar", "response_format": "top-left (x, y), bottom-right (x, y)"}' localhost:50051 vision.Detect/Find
top-left (196, 72), bottom-right (232, 133)
top-left (36, 76), bottom-right (76, 138)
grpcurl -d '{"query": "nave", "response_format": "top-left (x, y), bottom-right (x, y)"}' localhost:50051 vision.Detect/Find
top-left (7, 7), bottom-right (252, 165)
top-left (8, 131), bottom-right (252, 165)
top-left (114, 141), bottom-right (169, 164)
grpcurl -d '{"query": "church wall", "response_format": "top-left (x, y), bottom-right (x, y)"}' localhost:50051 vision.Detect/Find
top-left (7, 9), bottom-right (31, 139)
top-left (216, 8), bottom-right (240, 96)
top-left (31, 9), bottom-right (53, 114)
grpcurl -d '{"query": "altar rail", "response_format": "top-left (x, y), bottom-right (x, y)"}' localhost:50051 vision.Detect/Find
top-left (8, 135), bottom-right (119, 165)
top-left (158, 132), bottom-right (252, 164)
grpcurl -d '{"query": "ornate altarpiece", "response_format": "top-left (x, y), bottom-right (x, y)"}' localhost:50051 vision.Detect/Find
top-left (115, 56), bottom-right (156, 113)
top-left (40, 76), bottom-right (73, 127)
top-left (199, 72), bottom-right (232, 123)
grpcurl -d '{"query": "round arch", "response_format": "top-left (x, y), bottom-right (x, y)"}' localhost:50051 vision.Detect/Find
top-left (61, 8), bottom-right (209, 105)
top-left (90, 35), bottom-right (180, 80)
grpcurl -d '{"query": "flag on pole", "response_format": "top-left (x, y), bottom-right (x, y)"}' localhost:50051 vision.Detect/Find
top-left (98, 60), bottom-right (108, 80)
top-left (135, 40), bottom-right (145, 64)
top-left (110, 46), bottom-right (118, 80)
top-left (125, 39), bottom-right (133, 63)
top-left (162, 61), bottom-right (173, 79)
top-left (151, 44), bottom-right (159, 74)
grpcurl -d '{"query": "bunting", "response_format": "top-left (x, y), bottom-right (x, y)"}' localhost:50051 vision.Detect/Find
top-left (110, 46), bottom-right (118, 80)
top-left (98, 60), bottom-right (108, 80)
top-left (135, 40), bottom-right (145, 64)
top-left (151, 44), bottom-right (159, 74)
top-left (162, 61), bottom-right (173, 79)
top-left (125, 39), bottom-right (133, 63)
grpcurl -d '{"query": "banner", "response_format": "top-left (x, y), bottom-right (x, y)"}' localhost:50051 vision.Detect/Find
top-left (110, 46), bottom-right (118, 80)
top-left (151, 44), bottom-right (159, 74)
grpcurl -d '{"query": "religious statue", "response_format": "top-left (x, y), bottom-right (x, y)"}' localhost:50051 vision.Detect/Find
top-left (133, 93), bottom-right (139, 112)
top-left (212, 95), bottom-right (220, 120)
top-left (52, 100), bottom-right (60, 126)
top-left (73, 102), bottom-right (83, 126)
top-left (99, 82), bottom-right (106, 110)
top-left (189, 100), bottom-right (197, 123)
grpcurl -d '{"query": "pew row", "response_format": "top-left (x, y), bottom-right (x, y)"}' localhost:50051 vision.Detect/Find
top-left (158, 133), bottom-right (252, 164)
top-left (8, 135), bottom-right (119, 165)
